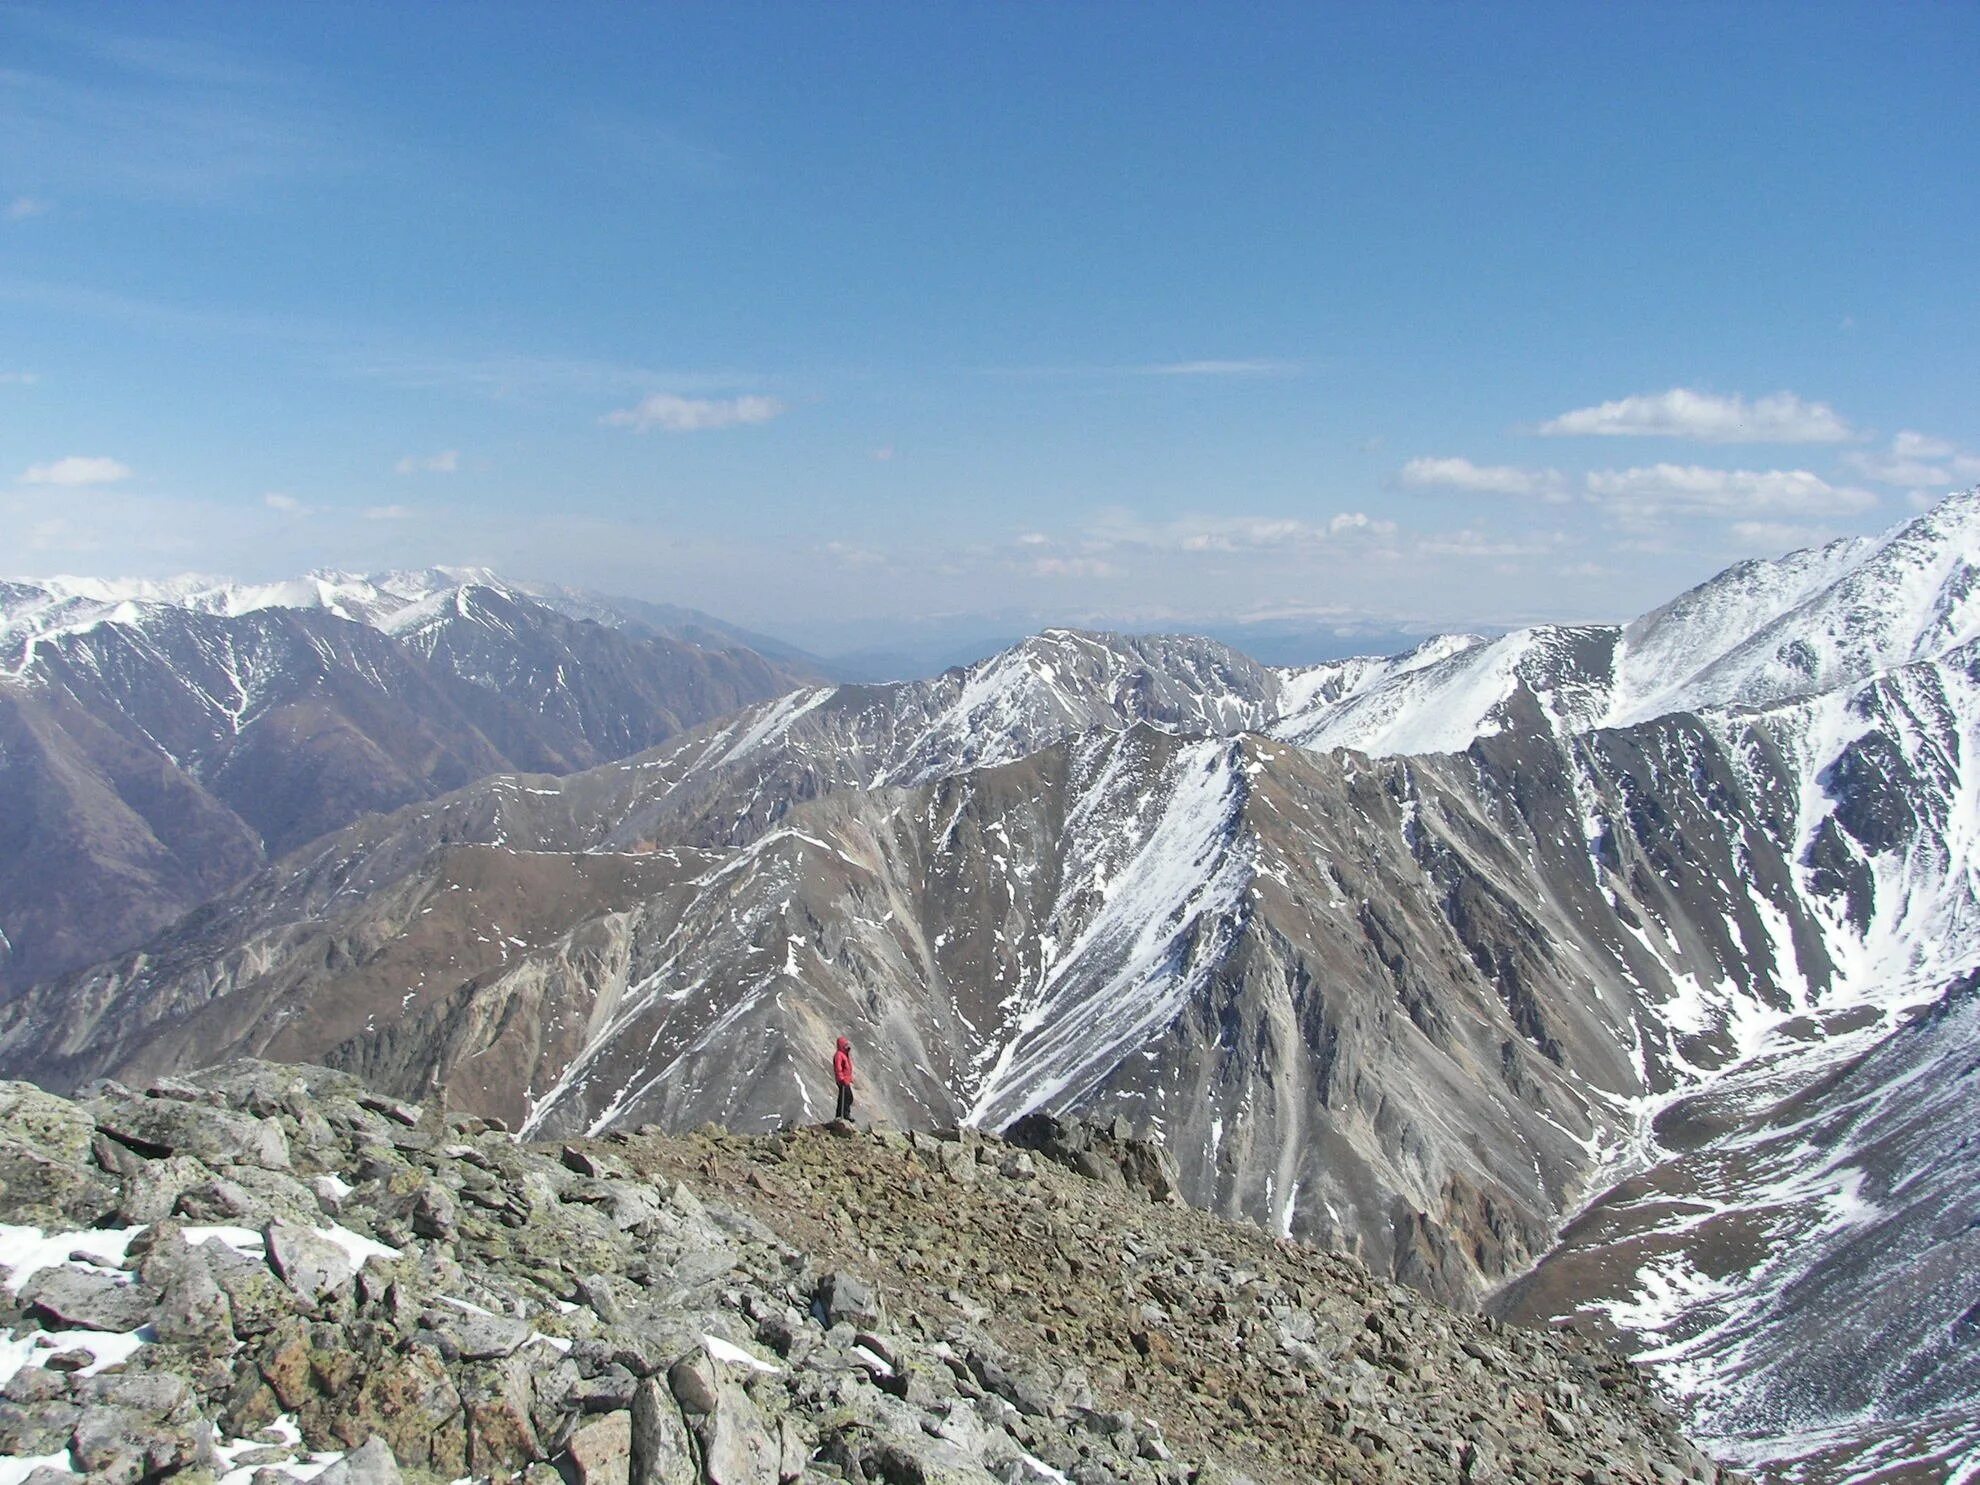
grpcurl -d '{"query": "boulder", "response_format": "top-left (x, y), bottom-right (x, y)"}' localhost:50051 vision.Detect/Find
top-left (817, 1271), bottom-right (883, 1330)
top-left (0, 1081), bottom-right (114, 1227)
top-left (566, 1408), bottom-right (634, 1485)
top-left (19, 1267), bottom-right (154, 1334)
top-left (631, 1378), bottom-right (699, 1485)
top-left (265, 1221), bottom-right (355, 1300)
top-left (315, 1435), bottom-right (404, 1485)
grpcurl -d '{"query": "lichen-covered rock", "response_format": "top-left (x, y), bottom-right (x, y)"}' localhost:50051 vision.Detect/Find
top-left (313, 1435), bottom-right (403, 1485)
top-left (264, 1221), bottom-right (355, 1301)
top-left (0, 1065), bottom-right (1742, 1485)
top-left (0, 1082), bottom-right (113, 1227)
top-left (18, 1267), bottom-right (154, 1334)
top-left (565, 1409), bottom-right (633, 1485)
top-left (629, 1377), bottom-right (698, 1485)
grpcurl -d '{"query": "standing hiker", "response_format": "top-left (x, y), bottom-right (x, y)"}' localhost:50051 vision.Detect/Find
top-left (833, 1035), bottom-right (855, 1121)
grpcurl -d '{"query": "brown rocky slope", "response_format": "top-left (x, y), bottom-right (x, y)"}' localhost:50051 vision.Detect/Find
top-left (0, 1063), bottom-right (1739, 1484)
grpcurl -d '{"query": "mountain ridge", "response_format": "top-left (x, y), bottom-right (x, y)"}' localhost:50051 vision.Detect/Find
top-left (0, 571), bottom-right (821, 991)
top-left (7, 492), bottom-right (1980, 1479)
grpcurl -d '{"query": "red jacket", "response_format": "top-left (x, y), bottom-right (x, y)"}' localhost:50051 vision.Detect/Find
top-left (833, 1039), bottom-right (854, 1086)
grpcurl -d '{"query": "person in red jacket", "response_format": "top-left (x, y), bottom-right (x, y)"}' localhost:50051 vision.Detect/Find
top-left (832, 1036), bottom-right (855, 1122)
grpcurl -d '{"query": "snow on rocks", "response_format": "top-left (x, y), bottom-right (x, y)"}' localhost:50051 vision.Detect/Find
top-left (0, 1061), bottom-right (1739, 1485)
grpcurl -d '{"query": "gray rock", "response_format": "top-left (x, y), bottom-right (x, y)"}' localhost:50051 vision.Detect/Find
top-left (144, 1077), bottom-right (212, 1104)
top-left (314, 1435), bottom-right (404, 1485)
top-left (817, 1271), bottom-right (883, 1329)
top-left (575, 1366), bottom-right (640, 1413)
top-left (114, 1154), bottom-right (213, 1224)
top-left (68, 1401), bottom-right (206, 1483)
top-left (99, 1101), bottom-right (292, 1172)
top-left (265, 1221), bottom-right (355, 1300)
top-left (19, 1266), bottom-right (153, 1333)
top-left (75, 1373), bottom-right (190, 1417)
top-left (697, 1377), bottom-right (779, 1485)
top-left (566, 1409), bottom-right (633, 1485)
top-left (0, 1398), bottom-right (83, 1456)
top-left (668, 1352), bottom-right (722, 1416)
top-left (205, 1242), bottom-right (296, 1338)
top-left (861, 1432), bottom-right (1000, 1485)
top-left (422, 1305), bottom-right (530, 1361)
top-left (153, 1252), bottom-right (235, 1347)
top-left (631, 1378), bottom-right (700, 1485)
top-left (2, 1367), bottom-right (68, 1404)
top-left (411, 1184), bottom-right (459, 1240)
top-left (357, 1093), bottom-right (422, 1128)
top-left (0, 1082), bottom-right (115, 1227)
top-left (459, 1350), bottom-right (544, 1471)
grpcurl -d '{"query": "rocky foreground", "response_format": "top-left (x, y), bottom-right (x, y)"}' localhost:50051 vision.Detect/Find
top-left (0, 1064), bottom-right (1740, 1485)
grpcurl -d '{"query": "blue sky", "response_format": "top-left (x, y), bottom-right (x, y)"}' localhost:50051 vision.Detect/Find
top-left (3, 3), bottom-right (1977, 653)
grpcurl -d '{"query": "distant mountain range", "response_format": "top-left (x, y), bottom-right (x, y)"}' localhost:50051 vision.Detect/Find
top-left (0, 568), bottom-right (820, 990)
top-left (7, 494), bottom-right (1980, 1480)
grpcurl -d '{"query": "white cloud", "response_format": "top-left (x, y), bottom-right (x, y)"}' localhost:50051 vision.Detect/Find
top-left (0, 371), bottom-right (39, 385)
top-left (1893, 430), bottom-right (1956, 460)
top-left (393, 449), bottom-right (459, 475)
top-left (263, 491), bottom-right (304, 512)
top-left (362, 504), bottom-right (414, 521)
top-left (1326, 512), bottom-right (1392, 535)
top-left (1032, 556), bottom-right (1116, 578)
top-left (20, 455), bottom-right (132, 487)
top-left (1097, 511), bottom-right (1396, 554)
top-left (1585, 464), bottom-right (1876, 518)
top-left (1415, 528), bottom-right (1568, 560)
top-left (7, 196), bottom-right (50, 221)
top-left (1730, 520), bottom-right (1838, 550)
top-left (822, 540), bottom-right (885, 568)
top-left (1843, 430), bottom-right (1980, 489)
top-left (602, 392), bottom-right (785, 433)
top-left (871, 445), bottom-right (896, 462)
top-left (1539, 388), bottom-right (1853, 444)
top-left (1399, 456), bottom-right (1566, 500)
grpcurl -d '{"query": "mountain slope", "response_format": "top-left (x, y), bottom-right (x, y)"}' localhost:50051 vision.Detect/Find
top-left (0, 1063), bottom-right (1735, 1485)
top-left (10, 494), bottom-right (1980, 1478)
top-left (0, 571), bottom-right (816, 990)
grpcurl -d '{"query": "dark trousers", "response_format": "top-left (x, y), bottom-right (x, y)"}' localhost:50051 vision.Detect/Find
top-left (835, 1082), bottom-right (853, 1120)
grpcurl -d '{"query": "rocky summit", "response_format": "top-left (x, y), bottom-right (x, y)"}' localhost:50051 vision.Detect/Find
top-left (0, 1063), bottom-right (1738, 1485)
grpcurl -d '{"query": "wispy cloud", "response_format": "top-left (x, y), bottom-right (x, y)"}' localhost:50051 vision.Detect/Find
top-left (20, 455), bottom-right (132, 487)
top-left (1540, 388), bottom-right (1853, 444)
top-left (821, 540), bottom-right (887, 568)
top-left (1585, 463), bottom-right (1875, 518)
top-left (1730, 520), bottom-right (1840, 550)
top-left (393, 449), bottom-right (459, 475)
top-left (1414, 528), bottom-right (1570, 561)
top-left (564, 111), bottom-right (731, 188)
top-left (1843, 430), bottom-right (1980, 489)
top-left (362, 504), bottom-right (415, 521)
top-left (1032, 555), bottom-right (1117, 578)
top-left (347, 349), bottom-right (764, 403)
top-left (602, 392), bottom-right (785, 433)
top-left (6, 196), bottom-right (50, 221)
top-left (0, 23), bottom-right (342, 205)
top-left (1135, 359), bottom-right (1301, 378)
top-left (0, 370), bottom-right (39, 385)
top-left (1090, 509), bottom-right (1396, 553)
top-left (263, 491), bottom-right (305, 513)
top-left (1399, 456), bottom-right (1567, 500)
